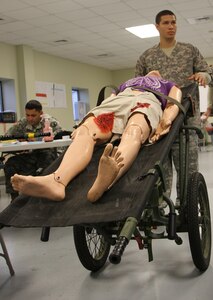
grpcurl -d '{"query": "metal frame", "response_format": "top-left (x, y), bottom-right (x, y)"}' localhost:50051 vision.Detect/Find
top-left (73, 115), bottom-right (211, 271)
top-left (0, 232), bottom-right (15, 276)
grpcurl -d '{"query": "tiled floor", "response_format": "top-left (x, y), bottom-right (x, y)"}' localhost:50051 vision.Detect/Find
top-left (0, 146), bottom-right (213, 300)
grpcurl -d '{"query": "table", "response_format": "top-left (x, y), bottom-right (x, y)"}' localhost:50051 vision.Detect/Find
top-left (0, 138), bottom-right (72, 153)
top-left (0, 139), bottom-right (73, 245)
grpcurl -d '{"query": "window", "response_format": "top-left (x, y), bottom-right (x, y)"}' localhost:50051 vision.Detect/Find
top-left (72, 89), bottom-right (80, 103)
top-left (0, 79), bottom-right (17, 129)
top-left (72, 88), bottom-right (89, 123)
top-left (72, 89), bottom-right (80, 121)
top-left (0, 79), bottom-right (16, 112)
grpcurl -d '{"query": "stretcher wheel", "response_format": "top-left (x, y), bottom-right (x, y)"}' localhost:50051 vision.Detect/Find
top-left (73, 225), bottom-right (110, 272)
top-left (187, 172), bottom-right (211, 271)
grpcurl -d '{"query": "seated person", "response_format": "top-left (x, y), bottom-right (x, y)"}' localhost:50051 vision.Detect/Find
top-left (11, 71), bottom-right (182, 203)
top-left (4, 100), bottom-right (63, 201)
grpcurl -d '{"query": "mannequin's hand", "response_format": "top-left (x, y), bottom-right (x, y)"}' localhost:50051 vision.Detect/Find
top-left (150, 119), bottom-right (172, 143)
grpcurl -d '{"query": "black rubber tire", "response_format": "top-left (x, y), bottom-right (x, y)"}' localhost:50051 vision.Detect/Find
top-left (187, 172), bottom-right (211, 271)
top-left (73, 225), bottom-right (111, 272)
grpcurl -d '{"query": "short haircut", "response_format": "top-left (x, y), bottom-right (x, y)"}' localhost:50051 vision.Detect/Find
top-left (25, 100), bottom-right (42, 111)
top-left (155, 10), bottom-right (176, 24)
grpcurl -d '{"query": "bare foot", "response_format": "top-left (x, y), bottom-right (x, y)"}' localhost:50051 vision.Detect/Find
top-left (11, 173), bottom-right (66, 201)
top-left (87, 143), bottom-right (124, 202)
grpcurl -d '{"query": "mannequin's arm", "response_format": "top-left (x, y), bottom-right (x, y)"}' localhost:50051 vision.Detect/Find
top-left (150, 86), bottom-right (182, 142)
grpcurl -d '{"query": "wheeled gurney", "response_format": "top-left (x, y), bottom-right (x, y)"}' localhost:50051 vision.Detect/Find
top-left (0, 83), bottom-right (211, 273)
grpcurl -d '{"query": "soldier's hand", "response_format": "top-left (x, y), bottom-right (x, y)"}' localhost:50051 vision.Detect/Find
top-left (188, 73), bottom-right (207, 87)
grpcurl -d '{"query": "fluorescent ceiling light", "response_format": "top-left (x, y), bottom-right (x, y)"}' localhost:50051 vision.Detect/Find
top-left (126, 24), bottom-right (159, 38)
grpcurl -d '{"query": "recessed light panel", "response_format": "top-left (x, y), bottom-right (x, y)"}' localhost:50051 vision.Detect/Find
top-left (126, 24), bottom-right (159, 38)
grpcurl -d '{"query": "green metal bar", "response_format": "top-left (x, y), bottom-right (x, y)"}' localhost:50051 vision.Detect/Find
top-left (119, 217), bottom-right (138, 240)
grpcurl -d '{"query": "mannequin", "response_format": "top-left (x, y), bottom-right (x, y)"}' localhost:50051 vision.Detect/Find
top-left (11, 71), bottom-right (182, 202)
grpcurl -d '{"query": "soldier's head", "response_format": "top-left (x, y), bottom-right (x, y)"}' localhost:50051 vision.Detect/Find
top-left (25, 100), bottom-right (43, 126)
top-left (155, 10), bottom-right (177, 40)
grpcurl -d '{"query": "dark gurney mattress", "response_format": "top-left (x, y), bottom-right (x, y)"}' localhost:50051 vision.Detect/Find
top-left (0, 93), bottom-right (192, 228)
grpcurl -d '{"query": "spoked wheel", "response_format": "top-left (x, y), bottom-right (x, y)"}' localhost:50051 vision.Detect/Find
top-left (187, 172), bottom-right (211, 271)
top-left (73, 225), bottom-right (111, 272)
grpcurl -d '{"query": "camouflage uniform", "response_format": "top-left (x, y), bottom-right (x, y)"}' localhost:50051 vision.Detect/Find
top-left (4, 114), bottom-right (62, 196)
top-left (135, 42), bottom-right (213, 197)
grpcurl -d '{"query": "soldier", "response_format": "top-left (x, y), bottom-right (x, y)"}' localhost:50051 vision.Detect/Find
top-left (4, 99), bottom-right (62, 201)
top-left (135, 9), bottom-right (213, 205)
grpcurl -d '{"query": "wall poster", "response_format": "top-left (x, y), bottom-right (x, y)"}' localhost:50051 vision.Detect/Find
top-left (35, 81), bottom-right (67, 108)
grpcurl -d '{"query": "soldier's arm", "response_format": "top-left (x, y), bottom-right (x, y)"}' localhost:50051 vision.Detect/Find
top-left (135, 54), bottom-right (147, 77)
top-left (5, 121), bottom-right (23, 137)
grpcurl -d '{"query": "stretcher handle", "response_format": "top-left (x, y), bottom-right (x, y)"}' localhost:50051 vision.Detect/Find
top-left (182, 125), bottom-right (203, 139)
top-left (109, 217), bottom-right (137, 264)
top-left (96, 85), bottom-right (119, 106)
top-left (109, 236), bottom-right (128, 264)
top-left (0, 132), bottom-right (51, 141)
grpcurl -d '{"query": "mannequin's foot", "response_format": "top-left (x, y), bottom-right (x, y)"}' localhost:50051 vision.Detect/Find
top-left (11, 173), bottom-right (66, 201)
top-left (87, 143), bottom-right (124, 202)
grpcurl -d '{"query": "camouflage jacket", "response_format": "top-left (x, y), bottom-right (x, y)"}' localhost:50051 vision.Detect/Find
top-left (135, 42), bottom-right (213, 125)
top-left (135, 42), bottom-right (212, 87)
top-left (6, 113), bottom-right (62, 138)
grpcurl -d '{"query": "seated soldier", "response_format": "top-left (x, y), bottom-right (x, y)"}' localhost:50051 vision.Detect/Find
top-left (11, 71), bottom-right (182, 203)
top-left (4, 100), bottom-right (62, 201)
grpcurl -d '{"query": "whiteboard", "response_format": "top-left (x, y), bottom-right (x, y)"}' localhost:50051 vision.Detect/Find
top-left (199, 85), bottom-right (209, 112)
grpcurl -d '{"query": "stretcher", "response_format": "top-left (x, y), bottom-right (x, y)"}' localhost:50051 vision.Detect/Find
top-left (0, 83), bottom-right (211, 273)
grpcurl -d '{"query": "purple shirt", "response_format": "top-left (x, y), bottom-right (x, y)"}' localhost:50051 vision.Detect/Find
top-left (119, 76), bottom-right (176, 109)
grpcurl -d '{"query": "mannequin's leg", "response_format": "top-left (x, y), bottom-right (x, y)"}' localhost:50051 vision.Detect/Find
top-left (87, 143), bottom-right (124, 202)
top-left (87, 113), bottom-right (150, 202)
top-left (11, 117), bottom-right (112, 201)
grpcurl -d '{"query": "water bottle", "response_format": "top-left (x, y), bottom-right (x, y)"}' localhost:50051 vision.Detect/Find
top-left (43, 118), bottom-right (53, 141)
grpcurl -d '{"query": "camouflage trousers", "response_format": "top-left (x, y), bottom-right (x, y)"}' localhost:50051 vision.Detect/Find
top-left (163, 130), bottom-right (198, 199)
top-left (4, 149), bottom-right (57, 194)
